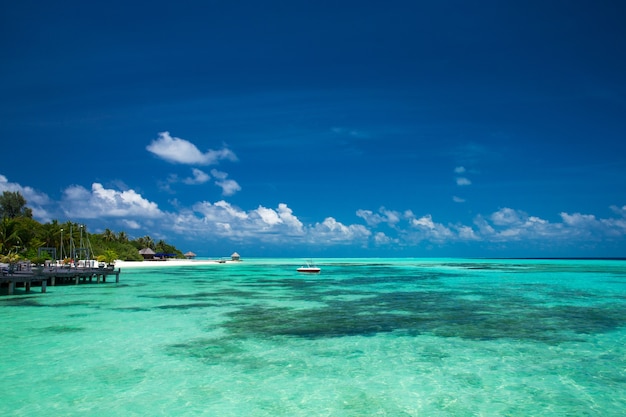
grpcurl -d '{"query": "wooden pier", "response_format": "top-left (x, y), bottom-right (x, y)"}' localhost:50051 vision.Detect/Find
top-left (1, 265), bottom-right (121, 295)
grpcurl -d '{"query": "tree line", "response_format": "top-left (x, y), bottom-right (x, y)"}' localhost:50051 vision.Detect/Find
top-left (0, 191), bottom-right (184, 264)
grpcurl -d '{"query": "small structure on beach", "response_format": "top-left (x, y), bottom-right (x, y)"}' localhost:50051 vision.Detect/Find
top-left (184, 251), bottom-right (197, 259)
top-left (138, 247), bottom-right (156, 260)
top-left (231, 252), bottom-right (240, 261)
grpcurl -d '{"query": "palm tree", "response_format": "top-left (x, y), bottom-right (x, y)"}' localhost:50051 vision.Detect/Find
top-left (138, 235), bottom-right (155, 250)
top-left (0, 218), bottom-right (22, 255)
top-left (38, 221), bottom-right (60, 249)
top-left (117, 231), bottom-right (128, 243)
top-left (155, 239), bottom-right (167, 253)
top-left (97, 249), bottom-right (119, 266)
top-left (102, 228), bottom-right (115, 243)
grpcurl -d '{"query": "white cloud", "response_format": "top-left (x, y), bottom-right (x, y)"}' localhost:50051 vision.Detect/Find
top-left (159, 167), bottom-right (240, 196)
top-left (357, 208), bottom-right (479, 244)
top-left (0, 174), bottom-right (54, 221)
top-left (121, 219), bottom-right (141, 229)
top-left (410, 214), bottom-right (437, 229)
top-left (310, 217), bottom-right (371, 243)
top-left (610, 205), bottom-right (626, 217)
top-left (250, 203), bottom-right (305, 235)
top-left (456, 225), bottom-right (479, 240)
top-left (473, 208), bottom-right (548, 241)
top-left (0, 175), bottom-right (50, 206)
top-left (156, 174), bottom-right (179, 193)
top-left (381, 208), bottom-right (402, 225)
top-left (147, 131), bottom-right (237, 165)
top-left (454, 166), bottom-right (466, 174)
top-left (169, 201), bottom-right (305, 241)
top-left (356, 209), bottom-right (385, 226)
top-left (490, 207), bottom-right (524, 226)
top-left (182, 168), bottom-right (210, 185)
top-left (210, 169), bottom-right (228, 180)
top-left (191, 200), bottom-right (248, 222)
top-left (453, 196), bottom-right (465, 203)
top-left (407, 214), bottom-right (455, 243)
top-left (560, 211), bottom-right (626, 238)
top-left (561, 212), bottom-right (596, 227)
top-left (456, 177), bottom-right (472, 186)
top-left (168, 203), bottom-right (371, 245)
top-left (211, 169), bottom-right (241, 196)
top-left (62, 183), bottom-right (164, 219)
top-left (471, 207), bottom-right (614, 242)
top-left (255, 206), bottom-right (282, 226)
top-left (373, 232), bottom-right (393, 245)
top-left (217, 179), bottom-right (242, 196)
top-left (356, 207), bottom-right (403, 228)
top-left (473, 215), bottom-right (497, 237)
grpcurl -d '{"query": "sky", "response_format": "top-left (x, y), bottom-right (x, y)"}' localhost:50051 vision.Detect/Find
top-left (1, 0), bottom-right (626, 258)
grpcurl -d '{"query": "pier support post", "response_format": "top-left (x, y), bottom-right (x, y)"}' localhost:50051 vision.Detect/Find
top-left (25, 282), bottom-right (31, 292)
top-left (8, 281), bottom-right (14, 295)
top-left (115, 270), bottom-right (120, 283)
top-left (41, 280), bottom-right (47, 293)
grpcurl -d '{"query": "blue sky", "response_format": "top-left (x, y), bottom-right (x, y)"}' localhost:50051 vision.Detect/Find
top-left (1, 0), bottom-right (625, 258)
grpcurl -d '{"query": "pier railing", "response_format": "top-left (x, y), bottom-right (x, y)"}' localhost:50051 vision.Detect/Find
top-left (1, 264), bottom-right (121, 295)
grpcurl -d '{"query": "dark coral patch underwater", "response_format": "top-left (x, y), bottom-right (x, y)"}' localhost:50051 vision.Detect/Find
top-left (221, 288), bottom-right (626, 344)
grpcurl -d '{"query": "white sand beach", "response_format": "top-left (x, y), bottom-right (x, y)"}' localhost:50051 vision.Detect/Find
top-left (114, 259), bottom-right (237, 268)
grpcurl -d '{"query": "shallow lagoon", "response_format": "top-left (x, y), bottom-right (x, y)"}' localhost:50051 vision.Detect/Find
top-left (1, 258), bottom-right (625, 416)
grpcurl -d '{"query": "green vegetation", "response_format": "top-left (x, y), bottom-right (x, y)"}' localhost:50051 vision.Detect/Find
top-left (0, 191), bottom-right (184, 264)
top-left (0, 190), bottom-right (33, 219)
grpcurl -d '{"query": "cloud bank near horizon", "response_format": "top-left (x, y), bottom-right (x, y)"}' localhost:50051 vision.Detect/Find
top-left (1, 173), bottom-right (625, 254)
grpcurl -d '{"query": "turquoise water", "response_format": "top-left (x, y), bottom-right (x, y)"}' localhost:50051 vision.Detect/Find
top-left (1, 258), bottom-right (625, 416)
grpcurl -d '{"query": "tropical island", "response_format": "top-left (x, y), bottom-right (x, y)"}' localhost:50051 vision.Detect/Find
top-left (0, 191), bottom-right (184, 267)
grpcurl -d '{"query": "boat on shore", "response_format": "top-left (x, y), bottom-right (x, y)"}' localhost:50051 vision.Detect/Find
top-left (297, 261), bottom-right (321, 273)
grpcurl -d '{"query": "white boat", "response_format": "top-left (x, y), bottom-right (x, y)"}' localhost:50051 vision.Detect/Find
top-left (297, 261), bottom-right (320, 273)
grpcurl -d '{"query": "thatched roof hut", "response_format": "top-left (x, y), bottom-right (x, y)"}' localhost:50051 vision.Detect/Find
top-left (231, 252), bottom-right (240, 261)
top-left (184, 251), bottom-right (197, 259)
top-left (139, 247), bottom-right (156, 260)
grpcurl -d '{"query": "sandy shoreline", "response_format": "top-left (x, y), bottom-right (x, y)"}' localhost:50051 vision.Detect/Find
top-left (114, 259), bottom-right (238, 268)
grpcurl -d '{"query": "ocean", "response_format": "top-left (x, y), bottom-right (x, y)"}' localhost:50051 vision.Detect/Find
top-left (1, 258), bottom-right (625, 416)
